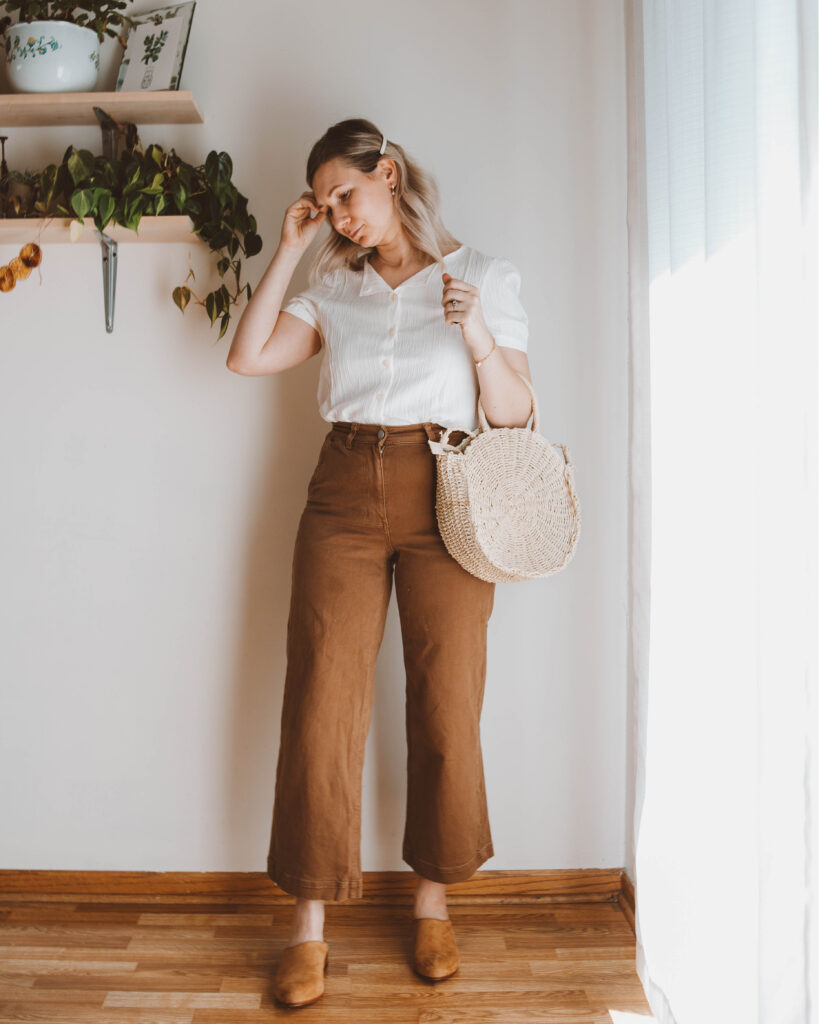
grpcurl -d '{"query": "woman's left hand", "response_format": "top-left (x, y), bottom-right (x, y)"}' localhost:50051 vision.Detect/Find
top-left (441, 272), bottom-right (494, 354)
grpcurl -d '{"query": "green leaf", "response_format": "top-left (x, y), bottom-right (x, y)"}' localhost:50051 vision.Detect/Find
top-left (204, 150), bottom-right (233, 186)
top-left (172, 182), bottom-right (187, 210)
top-left (243, 231), bottom-right (262, 257)
top-left (98, 193), bottom-right (115, 230)
top-left (70, 189), bottom-right (92, 219)
top-left (172, 286), bottom-right (191, 312)
top-left (205, 227), bottom-right (229, 249)
top-left (217, 313), bottom-right (230, 341)
top-left (66, 149), bottom-right (95, 186)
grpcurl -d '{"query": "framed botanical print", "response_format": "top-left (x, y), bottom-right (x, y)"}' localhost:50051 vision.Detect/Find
top-left (114, 2), bottom-right (196, 92)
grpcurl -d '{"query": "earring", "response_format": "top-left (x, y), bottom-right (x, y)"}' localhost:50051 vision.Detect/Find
top-left (391, 185), bottom-right (396, 196)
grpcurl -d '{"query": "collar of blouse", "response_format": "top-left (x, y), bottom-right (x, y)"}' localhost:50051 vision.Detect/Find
top-left (359, 250), bottom-right (461, 296)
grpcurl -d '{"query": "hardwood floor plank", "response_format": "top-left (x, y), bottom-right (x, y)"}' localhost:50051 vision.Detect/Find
top-left (0, 959), bottom-right (138, 974)
top-left (0, 1005), bottom-right (195, 1023)
top-left (103, 992), bottom-right (261, 1009)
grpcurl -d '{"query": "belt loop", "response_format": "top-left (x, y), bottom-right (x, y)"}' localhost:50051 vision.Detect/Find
top-left (423, 422), bottom-right (442, 442)
top-left (345, 422), bottom-right (359, 449)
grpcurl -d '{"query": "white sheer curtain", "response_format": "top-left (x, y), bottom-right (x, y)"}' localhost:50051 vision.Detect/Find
top-left (625, 2), bottom-right (817, 1023)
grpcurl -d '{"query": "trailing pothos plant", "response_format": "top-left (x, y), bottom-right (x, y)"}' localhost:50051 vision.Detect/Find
top-left (0, 0), bottom-right (134, 46)
top-left (3, 134), bottom-right (262, 339)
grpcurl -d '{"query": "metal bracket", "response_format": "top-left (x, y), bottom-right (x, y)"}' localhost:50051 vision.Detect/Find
top-left (90, 107), bottom-right (136, 332)
top-left (96, 229), bottom-right (118, 333)
top-left (92, 105), bottom-right (134, 163)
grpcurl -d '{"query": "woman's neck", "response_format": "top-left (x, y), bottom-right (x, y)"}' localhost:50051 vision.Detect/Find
top-left (370, 241), bottom-right (460, 272)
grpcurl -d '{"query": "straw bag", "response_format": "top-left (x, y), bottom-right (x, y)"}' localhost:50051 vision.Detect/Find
top-left (427, 372), bottom-right (581, 583)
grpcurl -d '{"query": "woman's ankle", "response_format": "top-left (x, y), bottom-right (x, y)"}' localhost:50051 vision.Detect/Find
top-left (413, 877), bottom-right (448, 920)
top-left (288, 897), bottom-right (326, 944)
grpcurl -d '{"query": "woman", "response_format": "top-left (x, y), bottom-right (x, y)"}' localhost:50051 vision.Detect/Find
top-left (227, 117), bottom-right (533, 1009)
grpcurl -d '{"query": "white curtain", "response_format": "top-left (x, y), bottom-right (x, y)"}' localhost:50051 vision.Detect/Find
top-left (625, 2), bottom-right (817, 1023)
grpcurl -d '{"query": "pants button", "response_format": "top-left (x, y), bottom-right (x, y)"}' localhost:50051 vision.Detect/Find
top-left (377, 428), bottom-right (386, 439)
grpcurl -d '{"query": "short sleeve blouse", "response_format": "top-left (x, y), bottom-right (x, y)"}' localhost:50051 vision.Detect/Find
top-left (281, 244), bottom-right (528, 432)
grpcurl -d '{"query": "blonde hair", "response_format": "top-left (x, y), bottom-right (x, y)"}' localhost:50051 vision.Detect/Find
top-left (304, 117), bottom-right (461, 287)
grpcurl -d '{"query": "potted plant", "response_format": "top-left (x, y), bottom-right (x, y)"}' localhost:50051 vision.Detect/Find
top-left (0, 0), bottom-right (133, 93)
top-left (2, 133), bottom-right (262, 339)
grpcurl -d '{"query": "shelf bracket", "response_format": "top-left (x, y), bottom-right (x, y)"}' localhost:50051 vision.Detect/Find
top-left (92, 105), bottom-right (137, 163)
top-left (96, 229), bottom-right (118, 333)
top-left (90, 106), bottom-right (133, 332)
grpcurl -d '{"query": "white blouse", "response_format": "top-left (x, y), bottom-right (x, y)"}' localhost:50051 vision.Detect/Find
top-left (281, 243), bottom-right (528, 432)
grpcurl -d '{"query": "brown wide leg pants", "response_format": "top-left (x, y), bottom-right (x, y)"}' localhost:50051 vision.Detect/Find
top-left (266, 420), bottom-right (496, 901)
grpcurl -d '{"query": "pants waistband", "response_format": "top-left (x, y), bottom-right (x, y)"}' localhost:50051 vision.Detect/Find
top-left (331, 421), bottom-right (472, 449)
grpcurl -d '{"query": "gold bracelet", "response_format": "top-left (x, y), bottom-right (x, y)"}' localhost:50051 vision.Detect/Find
top-left (473, 337), bottom-right (497, 368)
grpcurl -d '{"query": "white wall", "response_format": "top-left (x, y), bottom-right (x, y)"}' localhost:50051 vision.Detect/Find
top-left (0, 0), bottom-right (630, 881)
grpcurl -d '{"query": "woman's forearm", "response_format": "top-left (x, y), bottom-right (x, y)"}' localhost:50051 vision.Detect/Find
top-left (472, 334), bottom-right (533, 428)
top-left (226, 244), bottom-right (304, 369)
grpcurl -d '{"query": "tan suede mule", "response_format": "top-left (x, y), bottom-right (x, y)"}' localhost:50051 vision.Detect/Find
top-left (272, 939), bottom-right (329, 1007)
top-left (412, 916), bottom-right (460, 980)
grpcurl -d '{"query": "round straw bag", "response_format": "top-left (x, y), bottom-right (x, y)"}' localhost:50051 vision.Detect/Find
top-left (427, 372), bottom-right (581, 583)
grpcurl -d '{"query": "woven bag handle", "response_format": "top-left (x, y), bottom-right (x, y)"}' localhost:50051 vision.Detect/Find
top-left (477, 371), bottom-right (539, 433)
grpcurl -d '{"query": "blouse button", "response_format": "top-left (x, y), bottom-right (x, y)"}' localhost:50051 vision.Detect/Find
top-left (382, 358), bottom-right (389, 366)
top-left (376, 393), bottom-right (383, 400)
top-left (391, 293), bottom-right (398, 302)
top-left (389, 327), bottom-right (396, 336)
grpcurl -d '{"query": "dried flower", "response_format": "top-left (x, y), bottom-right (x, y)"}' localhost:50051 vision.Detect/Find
top-left (0, 242), bottom-right (42, 293)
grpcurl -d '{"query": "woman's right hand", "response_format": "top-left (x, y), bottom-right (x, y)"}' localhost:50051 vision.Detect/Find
top-left (280, 190), bottom-right (328, 253)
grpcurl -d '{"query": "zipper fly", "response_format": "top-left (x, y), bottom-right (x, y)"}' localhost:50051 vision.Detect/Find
top-left (375, 440), bottom-right (394, 554)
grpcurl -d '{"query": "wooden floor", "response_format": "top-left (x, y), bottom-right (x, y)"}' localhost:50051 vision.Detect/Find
top-left (0, 897), bottom-right (655, 1023)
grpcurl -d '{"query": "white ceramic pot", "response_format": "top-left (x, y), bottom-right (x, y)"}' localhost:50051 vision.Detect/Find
top-left (5, 20), bottom-right (100, 93)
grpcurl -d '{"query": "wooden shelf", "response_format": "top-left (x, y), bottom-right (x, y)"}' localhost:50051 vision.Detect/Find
top-left (0, 89), bottom-right (203, 127)
top-left (0, 90), bottom-right (207, 331)
top-left (0, 215), bottom-right (202, 246)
